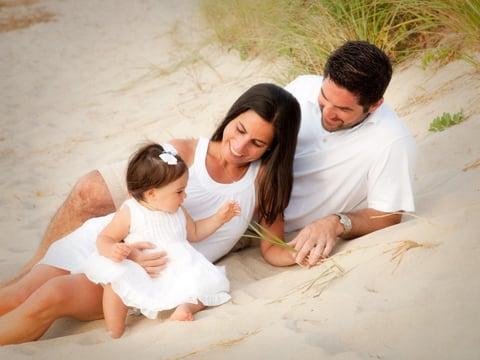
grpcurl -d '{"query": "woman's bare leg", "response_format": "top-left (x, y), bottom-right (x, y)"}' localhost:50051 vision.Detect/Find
top-left (102, 285), bottom-right (128, 339)
top-left (0, 265), bottom-right (68, 316)
top-left (169, 303), bottom-right (205, 321)
top-left (0, 274), bottom-right (103, 345)
top-left (1, 171), bottom-right (115, 287)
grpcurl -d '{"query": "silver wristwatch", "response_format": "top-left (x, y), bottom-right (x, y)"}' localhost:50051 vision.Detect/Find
top-left (334, 213), bottom-right (352, 237)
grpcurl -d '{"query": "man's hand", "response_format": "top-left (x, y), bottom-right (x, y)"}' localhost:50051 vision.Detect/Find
top-left (128, 242), bottom-right (168, 277)
top-left (289, 215), bottom-right (343, 266)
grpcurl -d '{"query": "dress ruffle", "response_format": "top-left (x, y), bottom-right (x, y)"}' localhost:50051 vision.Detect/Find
top-left (82, 251), bottom-right (231, 319)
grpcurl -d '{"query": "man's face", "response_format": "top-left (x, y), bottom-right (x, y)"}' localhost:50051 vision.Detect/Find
top-left (318, 77), bottom-right (382, 132)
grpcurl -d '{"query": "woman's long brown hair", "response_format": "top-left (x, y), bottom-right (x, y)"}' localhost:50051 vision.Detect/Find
top-left (211, 83), bottom-right (300, 225)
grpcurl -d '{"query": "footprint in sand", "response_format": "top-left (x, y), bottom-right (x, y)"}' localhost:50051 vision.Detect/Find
top-left (5, 246), bottom-right (29, 254)
top-left (285, 318), bottom-right (350, 355)
top-left (9, 344), bottom-right (38, 356)
top-left (76, 327), bottom-right (132, 345)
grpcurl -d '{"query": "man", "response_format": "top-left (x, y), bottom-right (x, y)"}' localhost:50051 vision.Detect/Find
top-left (285, 40), bottom-right (416, 266)
top-left (3, 40), bottom-right (415, 285)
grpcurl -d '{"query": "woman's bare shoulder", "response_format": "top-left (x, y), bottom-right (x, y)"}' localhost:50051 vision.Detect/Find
top-left (169, 138), bottom-right (198, 166)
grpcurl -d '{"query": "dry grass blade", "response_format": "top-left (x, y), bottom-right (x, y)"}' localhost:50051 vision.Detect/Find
top-left (111, 52), bottom-right (204, 94)
top-left (168, 350), bottom-right (202, 360)
top-left (370, 211), bottom-right (448, 230)
top-left (384, 240), bottom-right (438, 273)
top-left (463, 158), bottom-right (480, 171)
top-left (0, 9), bottom-right (55, 33)
top-left (268, 257), bottom-right (347, 303)
top-left (216, 329), bottom-right (261, 347)
top-left (248, 221), bottom-right (296, 252)
top-left (0, 0), bottom-right (38, 9)
top-left (167, 329), bottom-right (261, 360)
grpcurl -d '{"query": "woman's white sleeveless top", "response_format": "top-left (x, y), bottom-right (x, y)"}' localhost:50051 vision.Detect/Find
top-left (185, 138), bottom-right (260, 262)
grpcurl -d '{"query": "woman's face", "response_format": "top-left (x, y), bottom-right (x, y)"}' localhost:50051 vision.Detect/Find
top-left (221, 109), bottom-right (274, 166)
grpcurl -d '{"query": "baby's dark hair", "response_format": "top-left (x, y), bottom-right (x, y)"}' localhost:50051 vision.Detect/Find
top-left (126, 143), bottom-right (187, 201)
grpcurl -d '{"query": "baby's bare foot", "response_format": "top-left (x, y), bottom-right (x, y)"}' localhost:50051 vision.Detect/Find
top-left (169, 304), bottom-right (194, 321)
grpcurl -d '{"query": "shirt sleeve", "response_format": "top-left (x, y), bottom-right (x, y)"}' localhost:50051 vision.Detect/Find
top-left (284, 75), bottom-right (320, 95)
top-left (284, 76), bottom-right (303, 94)
top-left (367, 135), bottom-right (417, 212)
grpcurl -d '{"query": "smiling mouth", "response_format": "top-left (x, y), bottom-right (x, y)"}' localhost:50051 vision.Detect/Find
top-left (229, 143), bottom-right (243, 157)
top-left (324, 117), bottom-right (343, 128)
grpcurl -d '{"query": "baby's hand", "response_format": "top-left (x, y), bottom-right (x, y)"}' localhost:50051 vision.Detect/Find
top-left (105, 242), bottom-right (131, 262)
top-left (217, 200), bottom-right (241, 224)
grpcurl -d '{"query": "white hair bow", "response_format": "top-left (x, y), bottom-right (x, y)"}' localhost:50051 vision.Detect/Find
top-left (159, 143), bottom-right (178, 165)
top-left (161, 143), bottom-right (178, 155)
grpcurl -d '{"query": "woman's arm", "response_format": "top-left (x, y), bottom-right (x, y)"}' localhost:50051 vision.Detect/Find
top-left (259, 215), bottom-right (296, 267)
top-left (184, 202), bottom-right (240, 242)
top-left (254, 163), bottom-right (296, 267)
top-left (97, 206), bottom-right (131, 262)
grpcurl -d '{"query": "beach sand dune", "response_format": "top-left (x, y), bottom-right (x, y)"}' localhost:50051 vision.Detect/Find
top-left (1, 1), bottom-right (479, 359)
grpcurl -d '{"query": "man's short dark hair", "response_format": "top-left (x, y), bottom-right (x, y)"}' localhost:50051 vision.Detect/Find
top-left (324, 40), bottom-right (392, 111)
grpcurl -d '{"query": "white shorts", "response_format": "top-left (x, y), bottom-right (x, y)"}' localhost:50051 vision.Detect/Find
top-left (98, 160), bottom-right (129, 209)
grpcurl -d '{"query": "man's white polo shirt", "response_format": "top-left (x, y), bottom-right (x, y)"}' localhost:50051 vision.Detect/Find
top-left (284, 75), bottom-right (416, 233)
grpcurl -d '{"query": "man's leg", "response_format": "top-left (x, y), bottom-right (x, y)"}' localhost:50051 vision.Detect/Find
top-left (0, 274), bottom-right (104, 345)
top-left (0, 265), bottom-right (68, 316)
top-left (2, 171), bottom-right (115, 287)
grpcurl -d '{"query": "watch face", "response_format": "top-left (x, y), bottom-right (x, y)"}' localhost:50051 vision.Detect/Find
top-left (337, 213), bottom-right (352, 234)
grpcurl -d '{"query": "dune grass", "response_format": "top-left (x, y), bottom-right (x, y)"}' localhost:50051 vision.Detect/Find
top-left (200, 0), bottom-right (480, 79)
top-left (0, 2), bottom-right (55, 33)
top-left (428, 111), bottom-right (466, 132)
top-left (245, 221), bottom-right (296, 252)
top-left (384, 240), bottom-right (437, 273)
top-left (463, 158), bottom-right (480, 172)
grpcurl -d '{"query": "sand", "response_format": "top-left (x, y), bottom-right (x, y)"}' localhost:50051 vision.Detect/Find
top-left (1, 0), bottom-right (479, 359)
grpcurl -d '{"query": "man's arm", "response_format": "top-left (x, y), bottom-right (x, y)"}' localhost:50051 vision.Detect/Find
top-left (290, 208), bottom-right (402, 266)
top-left (293, 132), bottom-right (416, 266)
top-left (341, 208), bottom-right (402, 239)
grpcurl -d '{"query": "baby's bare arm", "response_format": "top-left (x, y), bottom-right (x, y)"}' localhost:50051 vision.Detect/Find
top-left (97, 206), bottom-right (131, 262)
top-left (185, 201), bottom-right (241, 242)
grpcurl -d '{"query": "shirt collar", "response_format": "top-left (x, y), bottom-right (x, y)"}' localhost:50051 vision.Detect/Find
top-left (307, 78), bottom-right (323, 107)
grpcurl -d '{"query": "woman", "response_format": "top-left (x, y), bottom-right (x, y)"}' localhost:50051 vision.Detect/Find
top-left (0, 83), bottom-right (301, 344)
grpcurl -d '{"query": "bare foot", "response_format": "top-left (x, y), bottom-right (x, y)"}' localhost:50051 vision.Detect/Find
top-left (169, 302), bottom-right (205, 321)
top-left (169, 304), bottom-right (194, 321)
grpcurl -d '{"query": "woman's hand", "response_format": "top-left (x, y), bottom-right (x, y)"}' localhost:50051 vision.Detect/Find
top-left (128, 242), bottom-right (169, 277)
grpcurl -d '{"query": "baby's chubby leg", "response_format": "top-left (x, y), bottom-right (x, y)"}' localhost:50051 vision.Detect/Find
top-left (169, 302), bottom-right (205, 321)
top-left (102, 284), bottom-right (128, 338)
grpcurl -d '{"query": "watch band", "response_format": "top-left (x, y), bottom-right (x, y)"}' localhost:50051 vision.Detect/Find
top-left (334, 213), bottom-right (352, 237)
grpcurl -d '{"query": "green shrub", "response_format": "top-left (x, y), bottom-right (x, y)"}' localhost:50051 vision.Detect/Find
top-left (428, 111), bottom-right (465, 132)
top-left (421, 47), bottom-right (460, 69)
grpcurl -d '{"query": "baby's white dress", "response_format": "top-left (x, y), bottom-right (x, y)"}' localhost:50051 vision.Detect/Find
top-left (80, 198), bottom-right (231, 319)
